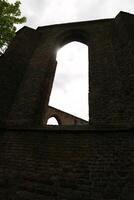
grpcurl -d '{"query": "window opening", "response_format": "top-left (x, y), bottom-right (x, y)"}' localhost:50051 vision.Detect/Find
top-left (49, 41), bottom-right (89, 121)
top-left (47, 117), bottom-right (59, 125)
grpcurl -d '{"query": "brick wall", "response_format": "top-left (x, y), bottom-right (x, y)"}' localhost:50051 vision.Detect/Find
top-left (44, 106), bottom-right (88, 125)
top-left (0, 27), bottom-right (39, 126)
top-left (0, 129), bottom-right (133, 199)
top-left (1, 12), bottom-right (134, 128)
top-left (0, 12), bottom-right (134, 200)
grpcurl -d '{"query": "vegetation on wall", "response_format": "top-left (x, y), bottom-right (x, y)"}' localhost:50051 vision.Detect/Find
top-left (0, 0), bottom-right (26, 55)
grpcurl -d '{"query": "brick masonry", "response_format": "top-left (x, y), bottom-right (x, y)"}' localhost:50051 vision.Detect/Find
top-left (44, 106), bottom-right (88, 125)
top-left (0, 11), bottom-right (134, 199)
top-left (1, 12), bottom-right (134, 128)
top-left (0, 129), bottom-right (133, 200)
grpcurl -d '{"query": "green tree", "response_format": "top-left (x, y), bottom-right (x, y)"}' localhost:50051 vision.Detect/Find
top-left (0, 0), bottom-right (26, 54)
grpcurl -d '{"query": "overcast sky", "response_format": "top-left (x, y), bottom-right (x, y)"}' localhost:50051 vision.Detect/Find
top-left (10, 0), bottom-right (134, 28)
top-left (9, 0), bottom-right (134, 122)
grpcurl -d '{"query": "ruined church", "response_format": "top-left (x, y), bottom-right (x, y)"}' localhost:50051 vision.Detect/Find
top-left (0, 11), bottom-right (133, 200)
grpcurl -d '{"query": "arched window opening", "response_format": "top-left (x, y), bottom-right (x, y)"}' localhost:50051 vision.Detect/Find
top-left (47, 117), bottom-right (59, 125)
top-left (49, 41), bottom-right (89, 121)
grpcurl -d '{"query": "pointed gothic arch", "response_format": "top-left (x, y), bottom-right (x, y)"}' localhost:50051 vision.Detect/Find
top-left (48, 40), bottom-right (89, 121)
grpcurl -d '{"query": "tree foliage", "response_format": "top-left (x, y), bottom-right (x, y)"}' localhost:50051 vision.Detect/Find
top-left (0, 0), bottom-right (26, 54)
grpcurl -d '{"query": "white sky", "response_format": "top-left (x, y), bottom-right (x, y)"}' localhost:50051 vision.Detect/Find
top-left (49, 42), bottom-right (88, 120)
top-left (9, 0), bottom-right (134, 122)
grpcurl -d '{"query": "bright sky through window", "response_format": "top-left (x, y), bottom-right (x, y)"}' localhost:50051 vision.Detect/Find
top-left (47, 117), bottom-right (59, 125)
top-left (49, 42), bottom-right (88, 121)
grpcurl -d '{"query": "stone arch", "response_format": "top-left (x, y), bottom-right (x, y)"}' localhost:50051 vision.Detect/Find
top-left (49, 41), bottom-right (89, 121)
top-left (48, 30), bottom-right (90, 122)
top-left (47, 114), bottom-right (62, 125)
top-left (41, 28), bottom-right (90, 126)
top-left (55, 29), bottom-right (89, 50)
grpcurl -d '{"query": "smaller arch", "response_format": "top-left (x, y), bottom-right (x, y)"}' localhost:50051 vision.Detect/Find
top-left (46, 114), bottom-right (62, 125)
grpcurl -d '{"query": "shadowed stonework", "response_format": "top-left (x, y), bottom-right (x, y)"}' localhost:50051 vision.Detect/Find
top-left (0, 11), bottom-right (134, 199)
